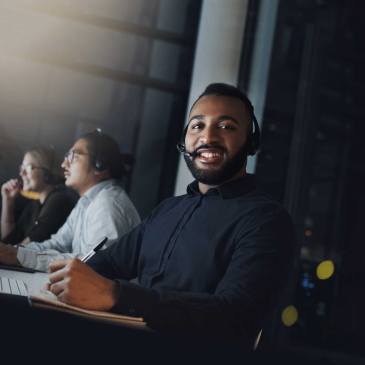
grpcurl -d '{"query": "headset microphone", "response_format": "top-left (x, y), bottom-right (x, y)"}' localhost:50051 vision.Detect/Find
top-left (176, 142), bottom-right (192, 157)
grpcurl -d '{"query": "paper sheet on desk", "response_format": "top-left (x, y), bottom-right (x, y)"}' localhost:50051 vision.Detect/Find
top-left (28, 288), bottom-right (144, 322)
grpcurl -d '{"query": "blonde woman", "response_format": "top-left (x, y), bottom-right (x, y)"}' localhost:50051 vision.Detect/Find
top-left (1, 146), bottom-right (75, 245)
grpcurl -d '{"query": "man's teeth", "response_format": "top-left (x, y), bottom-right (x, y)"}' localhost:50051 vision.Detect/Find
top-left (200, 152), bottom-right (221, 158)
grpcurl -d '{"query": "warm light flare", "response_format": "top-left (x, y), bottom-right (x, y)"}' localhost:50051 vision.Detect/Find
top-left (316, 261), bottom-right (334, 280)
top-left (282, 305), bottom-right (298, 326)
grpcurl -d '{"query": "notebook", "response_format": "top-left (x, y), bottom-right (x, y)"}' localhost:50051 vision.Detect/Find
top-left (0, 276), bottom-right (145, 325)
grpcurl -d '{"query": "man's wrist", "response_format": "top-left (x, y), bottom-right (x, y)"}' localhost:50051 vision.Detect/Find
top-left (103, 279), bottom-right (121, 311)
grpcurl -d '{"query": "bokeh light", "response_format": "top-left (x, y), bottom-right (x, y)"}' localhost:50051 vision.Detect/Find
top-left (316, 261), bottom-right (335, 280)
top-left (305, 230), bottom-right (312, 237)
top-left (282, 305), bottom-right (298, 326)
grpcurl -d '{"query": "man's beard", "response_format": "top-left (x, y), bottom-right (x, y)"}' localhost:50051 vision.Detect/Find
top-left (184, 143), bottom-right (248, 185)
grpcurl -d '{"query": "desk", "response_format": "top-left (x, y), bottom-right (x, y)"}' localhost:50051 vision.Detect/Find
top-left (0, 268), bottom-right (49, 289)
top-left (0, 267), bottom-right (152, 332)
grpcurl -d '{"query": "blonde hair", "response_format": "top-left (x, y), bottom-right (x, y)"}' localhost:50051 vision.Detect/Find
top-left (26, 146), bottom-right (64, 185)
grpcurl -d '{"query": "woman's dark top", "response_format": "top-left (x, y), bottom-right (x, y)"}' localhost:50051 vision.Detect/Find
top-left (3, 188), bottom-right (76, 245)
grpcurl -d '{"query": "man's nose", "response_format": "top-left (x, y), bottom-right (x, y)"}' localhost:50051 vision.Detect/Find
top-left (61, 158), bottom-right (69, 169)
top-left (199, 126), bottom-right (221, 145)
top-left (19, 168), bottom-right (25, 177)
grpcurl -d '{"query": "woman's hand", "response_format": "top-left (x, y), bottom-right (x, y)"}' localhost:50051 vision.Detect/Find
top-left (1, 179), bottom-right (21, 203)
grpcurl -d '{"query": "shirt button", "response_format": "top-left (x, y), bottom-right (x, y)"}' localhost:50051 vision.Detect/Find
top-left (129, 309), bottom-right (135, 314)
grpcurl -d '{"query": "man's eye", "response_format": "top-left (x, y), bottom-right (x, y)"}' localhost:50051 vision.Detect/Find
top-left (191, 124), bottom-right (203, 129)
top-left (220, 124), bottom-right (234, 130)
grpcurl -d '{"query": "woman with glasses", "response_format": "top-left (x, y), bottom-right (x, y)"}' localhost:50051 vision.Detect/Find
top-left (1, 146), bottom-right (76, 246)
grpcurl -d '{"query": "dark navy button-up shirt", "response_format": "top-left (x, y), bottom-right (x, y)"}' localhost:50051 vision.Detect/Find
top-left (87, 174), bottom-right (296, 345)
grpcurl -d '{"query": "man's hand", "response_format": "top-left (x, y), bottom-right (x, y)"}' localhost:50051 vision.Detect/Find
top-left (0, 242), bottom-right (19, 266)
top-left (1, 179), bottom-right (21, 203)
top-left (45, 259), bottom-right (119, 311)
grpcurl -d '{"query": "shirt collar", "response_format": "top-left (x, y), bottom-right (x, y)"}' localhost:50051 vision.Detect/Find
top-left (83, 179), bottom-right (116, 203)
top-left (187, 174), bottom-right (258, 199)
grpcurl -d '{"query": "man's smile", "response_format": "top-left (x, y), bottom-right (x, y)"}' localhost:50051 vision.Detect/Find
top-left (195, 147), bottom-right (225, 164)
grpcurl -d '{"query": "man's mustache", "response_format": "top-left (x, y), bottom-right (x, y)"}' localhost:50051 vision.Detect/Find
top-left (189, 144), bottom-right (227, 158)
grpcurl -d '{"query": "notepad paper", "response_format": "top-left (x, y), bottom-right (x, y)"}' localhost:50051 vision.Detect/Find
top-left (28, 288), bottom-right (144, 322)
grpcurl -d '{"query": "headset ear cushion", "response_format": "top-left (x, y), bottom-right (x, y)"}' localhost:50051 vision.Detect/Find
top-left (181, 125), bottom-right (189, 144)
top-left (43, 170), bottom-right (54, 184)
top-left (247, 133), bottom-right (260, 156)
top-left (95, 156), bottom-right (108, 171)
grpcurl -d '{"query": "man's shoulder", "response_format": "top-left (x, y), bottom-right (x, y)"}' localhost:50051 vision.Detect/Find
top-left (89, 182), bottom-right (137, 212)
top-left (230, 189), bottom-right (292, 227)
top-left (238, 189), bottom-right (294, 231)
top-left (237, 189), bottom-right (284, 209)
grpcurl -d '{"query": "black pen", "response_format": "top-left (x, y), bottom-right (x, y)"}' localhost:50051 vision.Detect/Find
top-left (81, 237), bottom-right (108, 263)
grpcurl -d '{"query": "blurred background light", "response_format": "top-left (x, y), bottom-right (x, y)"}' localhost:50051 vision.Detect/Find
top-left (282, 305), bottom-right (298, 327)
top-left (316, 261), bottom-right (335, 280)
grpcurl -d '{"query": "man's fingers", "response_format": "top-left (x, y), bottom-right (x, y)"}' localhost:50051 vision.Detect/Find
top-left (49, 259), bottom-right (72, 273)
top-left (43, 282), bottom-right (51, 291)
top-left (49, 267), bottom-right (68, 284)
top-left (49, 281), bottom-right (65, 296)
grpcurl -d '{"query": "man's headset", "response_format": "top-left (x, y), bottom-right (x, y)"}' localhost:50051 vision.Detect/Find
top-left (93, 128), bottom-right (109, 171)
top-left (176, 109), bottom-right (261, 157)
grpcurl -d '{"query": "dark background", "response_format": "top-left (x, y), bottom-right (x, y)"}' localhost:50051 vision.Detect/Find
top-left (240, 0), bottom-right (365, 360)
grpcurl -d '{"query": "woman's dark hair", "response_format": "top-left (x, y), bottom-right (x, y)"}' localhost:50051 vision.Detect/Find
top-left (80, 131), bottom-right (134, 180)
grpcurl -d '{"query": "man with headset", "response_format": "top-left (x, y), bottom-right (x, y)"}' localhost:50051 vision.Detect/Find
top-left (0, 131), bottom-right (140, 272)
top-left (45, 84), bottom-right (295, 346)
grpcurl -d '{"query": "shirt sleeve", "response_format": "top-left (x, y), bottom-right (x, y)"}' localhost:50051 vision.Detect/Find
top-left (27, 192), bottom-right (75, 243)
top-left (17, 195), bottom-right (141, 273)
top-left (16, 204), bottom-right (78, 270)
top-left (86, 216), bottom-right (147, 281)
top-left (94, 208), bottom-right (296, 343)
top-left (83, 198), bottom-right (141, 251)
top-left (16, 247), bottom-right (86, 272)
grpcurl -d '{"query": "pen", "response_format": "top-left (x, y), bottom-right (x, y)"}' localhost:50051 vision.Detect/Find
top-left (81, 237), bottom-right (108, 263)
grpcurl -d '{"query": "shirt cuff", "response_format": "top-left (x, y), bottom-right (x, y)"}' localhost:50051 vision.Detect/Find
top-left (110, 279), bottom-right (158, 319)
top-left (17, 247), bottom-right (37, 269)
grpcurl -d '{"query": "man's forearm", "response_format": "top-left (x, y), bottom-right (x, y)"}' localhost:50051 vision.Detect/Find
top-left (110, 280), bottom-right (250, 342)
top-left (17, 248), bottom-right (86, 272)
top-left (1, 201), bottom-right (15, 240)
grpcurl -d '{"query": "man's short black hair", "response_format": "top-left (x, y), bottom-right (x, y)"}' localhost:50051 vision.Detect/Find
top-left (80, 132), bottom-right (134, 180)
top-left (190, 83), bottom-right (254, 120)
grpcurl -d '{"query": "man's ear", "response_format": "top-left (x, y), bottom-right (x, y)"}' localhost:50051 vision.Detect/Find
top-left (94, 169), bottom-right (108, 178)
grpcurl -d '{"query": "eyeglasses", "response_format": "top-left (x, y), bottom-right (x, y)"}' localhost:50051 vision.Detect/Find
top-left (64, 150), bottom-right (94, 164)
top-left (19, 164), bottom-right (43, 174)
